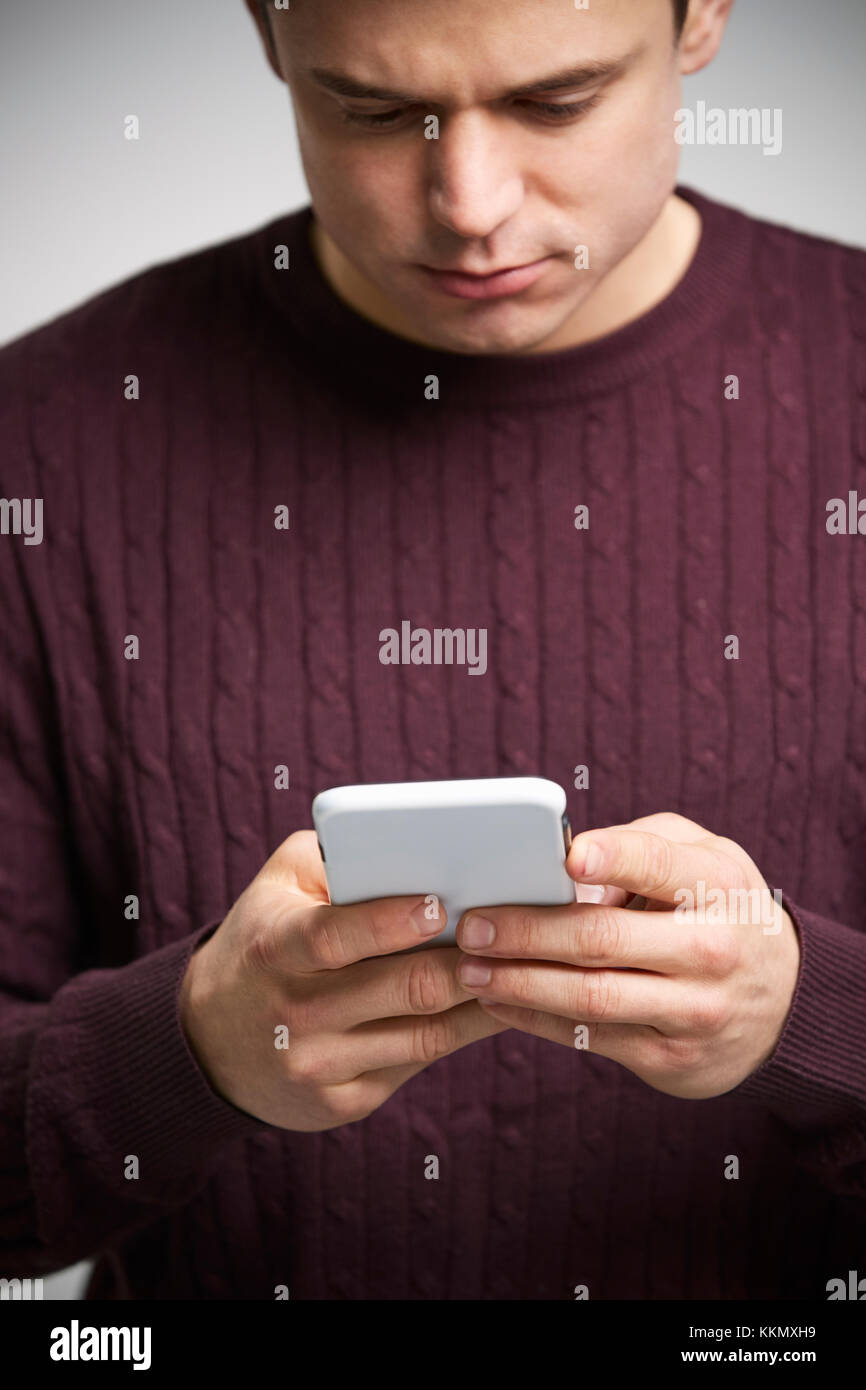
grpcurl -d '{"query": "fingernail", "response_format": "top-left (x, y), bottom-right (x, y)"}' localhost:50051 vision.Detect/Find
top-left (460, 959), bottom-right (492, 988)
top-left (576, 882), bottom-right (606, 903)
top-left (411, 899), bottom-right (445, 935)
top-left (462, 916), bottom-right (495, 948)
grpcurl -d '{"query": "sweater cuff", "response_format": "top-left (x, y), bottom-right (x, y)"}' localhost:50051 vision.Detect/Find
top-left (731, 891), bottom-right (866, 1129)
top-left (28, 919), bottom-right (270, 1195)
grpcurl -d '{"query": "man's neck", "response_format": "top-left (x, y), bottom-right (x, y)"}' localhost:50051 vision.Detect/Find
top-left (309, 192), bottom-right (703, 356)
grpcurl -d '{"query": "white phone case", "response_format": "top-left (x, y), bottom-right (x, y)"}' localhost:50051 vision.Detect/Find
top-left (311, 776), bottom-right (576, 949)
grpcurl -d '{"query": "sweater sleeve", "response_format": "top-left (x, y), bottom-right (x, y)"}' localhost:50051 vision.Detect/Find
top-left (730, 890), bottom-right (866, 1201)
top-left (0, 497), bottom-right (269, 1277)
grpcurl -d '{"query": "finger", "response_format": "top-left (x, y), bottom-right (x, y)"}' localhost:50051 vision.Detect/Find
top-left (477, 1000), bottom-right (660, 1068)
top-left (566, 811), bottom-right (711, 886)
top-left (574, 881), bottom-right (630, 907)
top-left (257, 828), bottom-right (331, 900)
top-left (457, 957), bottom-right (683, 1028)
top-left (272, 894), bottom-right (448, 975)
top-left (625, 815), bottom-right (728, 909)
top-left (565, 815), bottom-right (711, 905)
top-left (295, 946), bottom-right (476, 1030)
top-left (622, 812), bottom-right (710, 841)
top-left (575, 884), bottom-right (633, 908)
top-left (566, 825), bottom-right (742, 904)
top-left (287, 1000), bottom-right (510, 1084)
top-left (574, 881), bottom-right (606, 903)
top-left (457, 902), bottom-right (691, 972)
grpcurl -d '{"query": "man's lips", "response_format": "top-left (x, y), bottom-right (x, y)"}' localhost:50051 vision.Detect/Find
top-left (418, 257), bottom-right (552, 300)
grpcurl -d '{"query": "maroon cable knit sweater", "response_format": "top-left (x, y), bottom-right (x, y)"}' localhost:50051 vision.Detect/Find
top-left (1, 184), bottom-right (865, 1301)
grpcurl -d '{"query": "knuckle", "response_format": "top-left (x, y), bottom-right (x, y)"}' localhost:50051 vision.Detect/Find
top-left (361, 903), bottom-right (400, 957)
top-left (322, 1082), bottom-right (372, 1126)
top-left (692, 928), bottom-right (738, 979)
top-left (302, 910), bottom-right (345, 969)
top-left (513, 910), bottom-right (540, 955)
top-left (711, 841), bottom-right (756, 897)
top-left (641, 834), bottom-right (675, 896)
top-left (405, 955), bottom-right (450, 1014)
top-left (686, 990), bottom-right (727, 1034)
top-left (413, 1014), bottom-right (457, 1064)
top-left (283, 1044), bottom-right (326, 1085)
top-left (574, 969), bottom-right (618, 1022)
top-left (581, 909), bottom-right (624, 965)
top-left (657, 1034), bottom-right (705, 1072)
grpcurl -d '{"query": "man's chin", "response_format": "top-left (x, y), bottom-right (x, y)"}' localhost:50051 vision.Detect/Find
top-left (402, 303), bottom-right (571, 358)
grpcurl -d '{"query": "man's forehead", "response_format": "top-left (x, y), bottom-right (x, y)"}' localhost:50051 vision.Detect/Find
top-left (280, 0), bottom-right (650, 100)
top-left (284, 0), bottom-right (641, 24)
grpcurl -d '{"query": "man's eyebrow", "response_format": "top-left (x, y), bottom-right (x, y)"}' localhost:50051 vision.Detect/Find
top-left (308, 51), bottom-right (638, 104)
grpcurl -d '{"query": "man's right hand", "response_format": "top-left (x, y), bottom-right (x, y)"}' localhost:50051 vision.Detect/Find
top-left (178, 830), bottom-right (509, 1131)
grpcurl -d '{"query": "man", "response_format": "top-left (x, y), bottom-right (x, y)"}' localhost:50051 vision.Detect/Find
top-left (0, 0), bottom-right (864, 1301)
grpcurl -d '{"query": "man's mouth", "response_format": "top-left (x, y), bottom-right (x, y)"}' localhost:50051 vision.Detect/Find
top-left (417, 257), bottom-right (552, 301)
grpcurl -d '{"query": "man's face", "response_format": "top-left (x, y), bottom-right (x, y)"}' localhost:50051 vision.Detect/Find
top-left (270, 0), bottom-right (687, 356)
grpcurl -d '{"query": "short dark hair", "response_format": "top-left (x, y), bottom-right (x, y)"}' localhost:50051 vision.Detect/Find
top-left (256, 0), bottom-right (690, 48)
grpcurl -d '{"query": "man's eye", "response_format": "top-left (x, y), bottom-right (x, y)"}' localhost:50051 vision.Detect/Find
top-left (522, 94), bottom-right (602, 123)
top-left (339, 93), bottom-right (602, 130)
top-left (340, 106), bottom-right (413, 128)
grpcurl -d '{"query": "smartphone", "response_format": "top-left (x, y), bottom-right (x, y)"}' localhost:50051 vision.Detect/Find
top-left (311, 776), bottom-right (575, 949)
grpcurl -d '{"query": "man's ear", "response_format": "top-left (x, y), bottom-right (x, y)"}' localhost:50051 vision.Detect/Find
top-left (244, 0), bottom-right (284, 82)
top-left (678, 0), bottom-right (735, 77)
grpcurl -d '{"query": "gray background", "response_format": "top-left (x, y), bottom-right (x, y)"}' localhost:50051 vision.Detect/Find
top-left (0, 0), bottom-right (863, 1297)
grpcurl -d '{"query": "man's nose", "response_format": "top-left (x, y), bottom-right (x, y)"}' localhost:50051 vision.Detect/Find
top-left (427, 111), bottom-right (525, 242)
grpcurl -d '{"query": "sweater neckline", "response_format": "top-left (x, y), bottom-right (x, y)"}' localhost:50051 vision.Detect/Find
top-left (256, 184), bottom-right (753, 409)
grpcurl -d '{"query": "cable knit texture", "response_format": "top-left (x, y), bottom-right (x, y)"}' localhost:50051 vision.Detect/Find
top-left (1, 185), bottom-right (865, 1300)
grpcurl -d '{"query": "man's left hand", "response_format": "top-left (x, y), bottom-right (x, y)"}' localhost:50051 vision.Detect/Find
top-left (456, 812), bottom-right (801, 1098)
